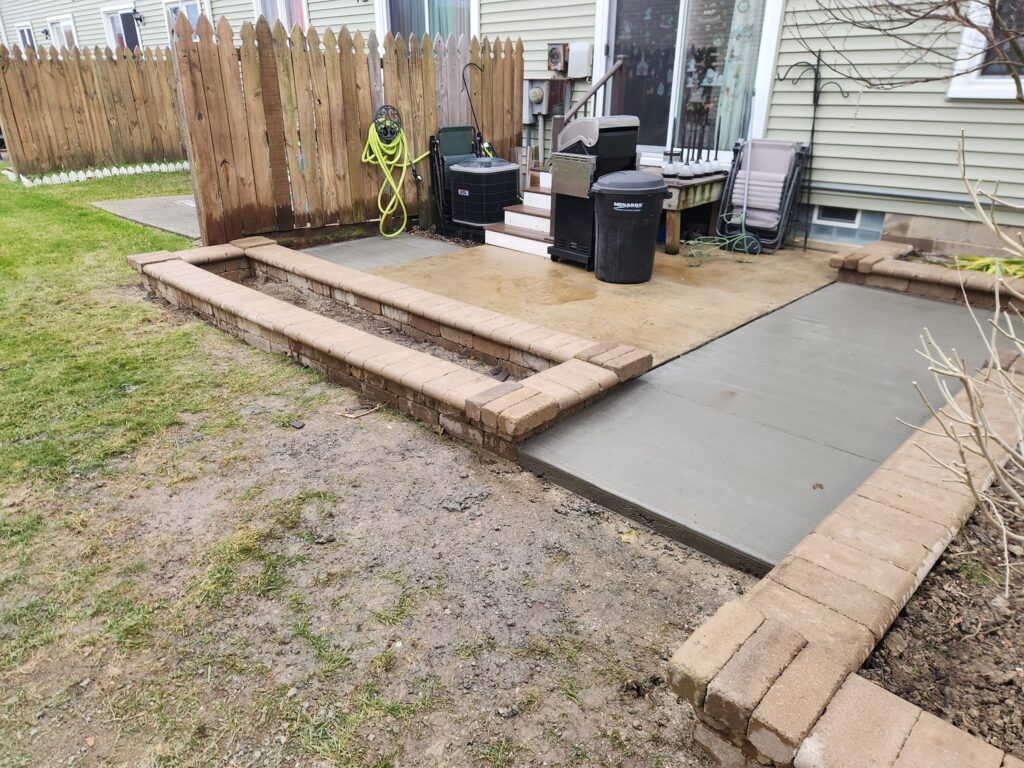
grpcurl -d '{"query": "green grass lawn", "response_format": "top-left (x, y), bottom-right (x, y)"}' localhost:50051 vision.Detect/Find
top-left (0, 172), bottom-right (307, 492)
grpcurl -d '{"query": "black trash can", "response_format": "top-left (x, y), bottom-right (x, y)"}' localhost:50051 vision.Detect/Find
top-left (591, 171), bottom-right (669, 284)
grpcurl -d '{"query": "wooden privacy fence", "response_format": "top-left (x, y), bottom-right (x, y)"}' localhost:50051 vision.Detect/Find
top-left (172, 15), bottom-right (524, 245)
top-left (0, 45), bottom-right (185, 175)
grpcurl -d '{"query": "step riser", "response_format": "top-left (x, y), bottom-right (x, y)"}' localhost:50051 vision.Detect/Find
top-left (505, 210), bottom-right (550, 234)
top-left (523, 191), bottom-right (551, 211)
top-left (485, 229), bottom-right (551, 258)
top-left (530, 170), bottom-right (552, 190)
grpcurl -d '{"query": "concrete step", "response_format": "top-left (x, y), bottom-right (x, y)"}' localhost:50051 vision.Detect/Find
top-left (503, 203), bottom-right (550, 234)
top-left (484, 222), bottom-right (552, 258)
top-left (523, 185), bottom-right (551, 212)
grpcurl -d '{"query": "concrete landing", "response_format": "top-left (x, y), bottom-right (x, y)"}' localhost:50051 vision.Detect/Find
top-left (306, 232), bottom-right (462, 271)
top-left (94, 195), bottom-right (200, 238)
top-left (373, 244), bottom-right (837, 364)
top-left (519, 283), bottom-right (997, 571)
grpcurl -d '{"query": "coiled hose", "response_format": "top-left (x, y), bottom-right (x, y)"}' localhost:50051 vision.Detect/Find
top-left (361, 114), bottom-right (429, 238)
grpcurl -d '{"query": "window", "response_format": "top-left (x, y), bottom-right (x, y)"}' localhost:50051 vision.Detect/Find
top-left (385, 0), bottom-right (470, 40)
top-left (16, 25), bottom-right (35, 50)
top-left (165, 0), bottom-right (203, 36)
top-left (103, 7), bottom-right (142, 50)
top-left (947, 0), bottom-right (1023, 99)
top-left (47, 16), bottom-right (78, 49)
top-left (813, 206), bottom-right (861, 229)
top-left (256, 0), bottom-right (308, 31)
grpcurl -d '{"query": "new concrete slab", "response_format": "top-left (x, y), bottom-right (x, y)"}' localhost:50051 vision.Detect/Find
top-left (94, 195), bottom-right (200, 239)
top-left (306, 232), bottom-right (462, 271)
top-left (519, 283), bottom-right (997, 571)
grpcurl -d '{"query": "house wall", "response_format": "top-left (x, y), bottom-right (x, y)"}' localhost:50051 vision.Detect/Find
top-left (765, 0), bottom-right (1024, 229)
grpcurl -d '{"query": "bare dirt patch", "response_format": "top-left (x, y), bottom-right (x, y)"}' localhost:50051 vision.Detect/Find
top-left (861, 510), bottom-right (1023, 757)
top-left (245, 274), bottom-right (512, 380)
top-left (1, 375), bottom-right (747, 767)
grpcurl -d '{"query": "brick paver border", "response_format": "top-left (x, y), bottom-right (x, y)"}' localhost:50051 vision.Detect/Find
top-left (667, 357), bottom-right (1022, 767)
top-left (127, 243), bottom-right (652, 459)
top-left (832, 240), bottom-right (1024, 310)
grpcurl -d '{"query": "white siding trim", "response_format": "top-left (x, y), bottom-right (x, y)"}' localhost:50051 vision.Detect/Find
top-left (15, 23), bottom-right (36, 49)
top-left (946, 4), bottom-right (1020, 101)
top-left (750, 0), bottom-right (784, 139)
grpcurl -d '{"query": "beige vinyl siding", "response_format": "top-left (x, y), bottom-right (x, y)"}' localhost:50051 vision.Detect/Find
top-left (766, 0), bottom-right (1024, 226)
top-left (0, 0), bottom-right (174, 49)
top-left (479, 0), bottom-right (596, 78)
top-left (306, 0), bottom-right (374, 34)
top-left (208, 0), bottom-right (259, 32)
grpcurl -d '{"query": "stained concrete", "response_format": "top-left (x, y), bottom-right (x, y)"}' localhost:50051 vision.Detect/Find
top-left (306, 233), bottom-right (462, 271)
top-left (373, 244), bottom-right (838, 363)
top-left (94, 195), bottom-right (201, 239)
top-left (518, 283), bottom-right (997, 572)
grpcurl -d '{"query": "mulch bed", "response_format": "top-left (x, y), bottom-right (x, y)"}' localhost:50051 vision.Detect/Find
top-left (861, 509), bottom-right (1023, 757)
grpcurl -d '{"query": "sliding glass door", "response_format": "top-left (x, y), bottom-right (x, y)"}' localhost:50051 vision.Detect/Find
top-left (608, 0), bottom-right (768, 154)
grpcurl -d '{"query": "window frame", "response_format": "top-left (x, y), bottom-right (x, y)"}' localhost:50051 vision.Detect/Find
top-left (947, 0), bottom-right (1022, 100)
top-left (374, 0), bottom-right (479, 42)
top-left (163, 0), bottom-right (209, 38)
top-left (251, 0), bottom-right (310, 32)
top-left (16, 24), bottom-right (36, 50)
top-left (46, 14), bottom-right (79, 49)
top-left (812, 205), bottom-right (862, 230)
top-left (100, 4), bottom-right (144, 50)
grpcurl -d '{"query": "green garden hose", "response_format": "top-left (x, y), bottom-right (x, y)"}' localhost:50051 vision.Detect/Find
top-left (361, 105), bottom-right (429, 238)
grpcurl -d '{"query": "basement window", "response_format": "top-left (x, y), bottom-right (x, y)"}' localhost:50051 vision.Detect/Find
top-left (813, 206), bottom-right (861, 229)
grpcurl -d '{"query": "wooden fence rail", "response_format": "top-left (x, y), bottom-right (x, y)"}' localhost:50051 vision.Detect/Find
top-left (0, 44), bottom-right (185, 176)
top-left (172, 15), bottom-right (524, 244)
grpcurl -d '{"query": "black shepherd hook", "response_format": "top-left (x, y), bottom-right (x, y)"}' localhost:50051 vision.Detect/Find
top-left (778, 50), bottom-right (849, 250)
top-left (462, 62), bottom-right (485, 140)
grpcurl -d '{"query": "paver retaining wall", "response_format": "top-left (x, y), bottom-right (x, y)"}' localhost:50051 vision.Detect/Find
top-left (668, 358), bottom-right (1022, 767)
top-left (128, 240), bottom-right (653, 459)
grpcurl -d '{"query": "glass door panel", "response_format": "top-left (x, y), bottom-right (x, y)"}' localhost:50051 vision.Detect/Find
top-left (676, 0), bottom-right (766, 156)
top-left (608, 0), bottom-right (681, 148)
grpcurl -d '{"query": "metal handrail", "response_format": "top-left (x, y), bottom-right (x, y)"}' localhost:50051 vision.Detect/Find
top-left (552, 55), bottom-right (626, 145)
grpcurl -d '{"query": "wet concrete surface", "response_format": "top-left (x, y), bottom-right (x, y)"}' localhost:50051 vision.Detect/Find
top-left (373, 244), bottom-right (838, 363)
top-left (519, 283), bottom-right (997, 571)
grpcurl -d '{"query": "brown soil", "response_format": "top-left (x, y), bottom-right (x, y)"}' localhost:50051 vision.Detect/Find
top-left (244, 274), bottom-right (512, 380)
top-left (1, 370), bottom-right (748, 766)
top-left (861, 510), bottom-right (1023, 757)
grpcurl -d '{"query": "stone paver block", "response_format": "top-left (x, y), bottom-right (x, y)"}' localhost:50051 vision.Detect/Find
top-left (480, 387), bottom-right (542, 430)
top-left (175, 244), bottom-right (245, 264)
top-left (667, 601), bottom-right (764, 708)
top-left (465, 381), bottom-right (523, 422)
top-left (855, 475), bottom-right (972, 530)
top-left (769, 556), bottom-right (896, 640)
top-left (816, 512), bottom-right (930, 572)
top-left (590, 346), bottom-right (654, 381)
top-left (528, 331), bottom-right (588, 360)
top-left (748, 645), bottom-right (850, 765)
top-left (836, 495), bottom-right (951, 554)
top-left (1004, 754), bottom-right (1024, 768)
top-left (496, 391), bottom-right (559, 436)
top-left (557, 358), bottom-right (619, 390)
top-left (421, 368), bottom-right (490, 408)
top-left (693, 722), bottom-right (749, 768)
top-left (521, 374), bottom-right (583, 411)
top-left (230, 235), bottom-right (277, 250)
top-left (705, 619), bottom-right (806, 734)
top-left (574, 340), bottom-right (619, 362)
top-left (446, 377), bottom-right (505, 412)
top-left (127, 250), bottom-right (177, 272)
top-left (401, 359), bottom-right (462, 393)
top-left (794, 675), bottom-right (920, 768)
top-left (893, 712), bottom-right (1003, 768)
top-left (545, 337), bottom-right (599, 362)
top-left (530, 363), bottom-right (603, 401)
top-left (745, 580), bottom-right (875, 667)
top-left (362, 347), bottom-right (422, 378)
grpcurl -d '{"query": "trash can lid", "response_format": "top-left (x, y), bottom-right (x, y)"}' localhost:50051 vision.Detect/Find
top-left (591, 170), bottom-right (668, 194)
top-left (449, 157), bottom-right (517, 173)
